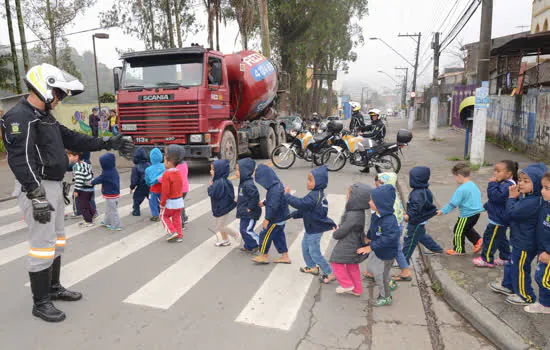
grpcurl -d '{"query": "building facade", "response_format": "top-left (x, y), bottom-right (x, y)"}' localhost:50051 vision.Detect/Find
top-left (532, 0), bottom-right (550, 33)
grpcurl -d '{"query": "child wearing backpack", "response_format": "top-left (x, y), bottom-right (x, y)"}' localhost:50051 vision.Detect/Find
top-left (145, 148), bottom-right (165, 222)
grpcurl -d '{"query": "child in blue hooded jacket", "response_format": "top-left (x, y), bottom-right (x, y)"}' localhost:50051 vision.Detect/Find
top-left (236, 158), bottom-right (261, 252)
top-left (285, 166), bottom-right (337, 283)
top-left (526, 171), bottom-right (550, 314)
top-left (145, 148), bottom-right (165, 221)
top-left (130, 147), bottom-right (151, 216)
top-left (491, 163), bottom-right (547, 306)
top-left (358, 185), bottom-right (400, 307)
top-left (474, 160), bottom-right (518, 268)
top-left (253, 164), bottom-right (291, 264)
top-left (91, 153), bottom-right (121, 231)
top-left (208, 160), bottom-right (238, 247)
top-left (402, 166), bottom-right (443, 263)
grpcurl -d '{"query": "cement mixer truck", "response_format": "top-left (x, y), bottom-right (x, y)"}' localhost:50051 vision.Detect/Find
top-left (113, 46), bottom-right (287, 168)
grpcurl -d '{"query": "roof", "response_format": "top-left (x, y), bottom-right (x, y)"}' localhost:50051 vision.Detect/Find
top-left (120, 47), bottom-right (207, 60)
top-left (491, 31), bottom-right (550, 56)
top-left (462, 31), bottom-right (530, 51)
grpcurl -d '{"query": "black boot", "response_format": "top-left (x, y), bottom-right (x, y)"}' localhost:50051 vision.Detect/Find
top-left (29, 268), bottom-right (66, 322)
top-left (50, 256), bottom-right (83, 301)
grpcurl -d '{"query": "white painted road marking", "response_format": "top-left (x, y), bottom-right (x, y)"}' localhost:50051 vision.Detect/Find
top-left (235, 194), bottom-right (346, 330)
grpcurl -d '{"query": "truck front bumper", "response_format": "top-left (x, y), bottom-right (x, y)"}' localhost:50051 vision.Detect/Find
top-left (138, 145), bottom-right (213, 159)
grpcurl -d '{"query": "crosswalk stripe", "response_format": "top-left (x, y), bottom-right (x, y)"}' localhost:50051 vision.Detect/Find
top-left (122, 190), bottom-right (294, 310)
top-left (27, 197), bottom-right (212, 288)
top-left (124, 215), bottom-right (264, 310)
top-left (0, 188), bottom-right (131, 238)
top-left (0, 184), bottom-right (203, 267)
top-left (235, 194), bottom-right (346, 330)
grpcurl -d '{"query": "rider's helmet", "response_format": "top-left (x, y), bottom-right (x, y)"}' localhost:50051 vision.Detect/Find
top-left (368, 108), bottom-right (381, 120)
top-left (319, 121), bottom-right (328, 132)
top-left (25, 63), bottom-right (84, 109)
top-left (292, 120), bottom-right (302, 132)
top-left (349, 102), bottom-right (361, 112)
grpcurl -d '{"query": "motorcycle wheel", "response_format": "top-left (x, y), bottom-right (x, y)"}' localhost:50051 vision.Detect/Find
top-left (322, 148), bottom-right (347, 172)
top-left (271, 144), bottom-right (296, 169)
top-left (374, 153), bottom-right (401, 173)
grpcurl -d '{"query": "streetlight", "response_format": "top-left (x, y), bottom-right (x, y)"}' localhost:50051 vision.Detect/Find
top-left (369, 37), bottom-right (414, 68)
top-left (377, 70), bottom-right (399, 84)
top-left (92, 33), bottom-right (110, 113)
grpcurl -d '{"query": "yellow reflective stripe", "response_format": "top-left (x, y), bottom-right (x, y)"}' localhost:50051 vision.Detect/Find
top-left (455, 218), bottom-right (466, 253)
top-left (260, 224), bottom-right (277, 254)
top-left (486, 225), bottom-right (499, 262)
top-left (518, 251), bottom-right (532, 302)
top-left (29, 247), bottom-right (55, 259)
top-left (543, 263), bottom-right (550, 289)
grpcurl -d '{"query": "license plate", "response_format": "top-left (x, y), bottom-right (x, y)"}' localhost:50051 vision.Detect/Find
top-left (121, 124), bottom-right (137, 131)
top-left (135, 137), bottom-right (149, 143)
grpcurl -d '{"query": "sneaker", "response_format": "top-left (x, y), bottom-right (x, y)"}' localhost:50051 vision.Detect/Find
top-left (166, 232), bottom-right (179, 242)
top-left (131, 212), bottom-right (140, 217)
top-left (215, 240), bottom-right (231, 247)
top-left (78, 221), bottom-right (94, 228)
top-left (389, 279), bottom-right (398, 291)
top-left (93, 212), bottom-right (99, 220)
top-left (392, 262), bottom-right (399, 268)
top-left (175, 236), bottom-right (184, 243)
top-left (494, 258), bottom-right (508, 266)
top-left (374, 296), bottom-right (393, 307)
top-left (110, 226), bottom-right (122, 231)
top-left (473, 256), bottom-right (495, 268)
top-left (446, 249), bottom-right (465, 256)
top-left (344, 290), bottom-right (361, 297)
top-left (336, 286), bottom-right (354, 294)
top-left (240, 247), bottom-right (259, 253)
top-left (489, 282), bottom-right (513, 296)
top-left (423, 249), bottom-right (443, 255)
top-left (69, 213), bottom-right (82, 219)
top-left (151, 216), bottom-right (160, 222)
top-left (100, 221), bottom-right (108, 227)
top-left (183, 216), bottom-right (189, 223)
top-left (473, 238), bottom-right (483, 254)
top-left (524, 302), bottom-right (550, 314)
top-left (506, 294), bottom-right (532, 306)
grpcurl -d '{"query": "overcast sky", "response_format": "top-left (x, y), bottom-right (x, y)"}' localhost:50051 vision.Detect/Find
top-left (0, 0), bottom-right (534, 98)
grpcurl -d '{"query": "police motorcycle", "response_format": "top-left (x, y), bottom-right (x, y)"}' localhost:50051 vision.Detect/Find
top-left (321, 128), bottom-right (412, 173)
top-left (271, 120), bottom-right (344, 169)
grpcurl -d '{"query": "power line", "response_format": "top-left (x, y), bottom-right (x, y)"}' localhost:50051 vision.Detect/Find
top-left (437, 0), bottom-right (463, 33)
top-left (440, 0), bottom-right (481, 53)
top-left (0, 27), bottom-right (108, 50)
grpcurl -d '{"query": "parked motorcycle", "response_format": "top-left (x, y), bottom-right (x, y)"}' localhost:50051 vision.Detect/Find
top-left (321, 129), bottom-right (412, 173)
top-left (271, 121), bottom-right (343, 169)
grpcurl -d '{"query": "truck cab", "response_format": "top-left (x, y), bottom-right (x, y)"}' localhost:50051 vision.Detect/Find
top-left (114, 46), bottom-right (285, 168)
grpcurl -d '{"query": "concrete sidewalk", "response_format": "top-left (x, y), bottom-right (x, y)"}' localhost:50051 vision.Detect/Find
top-left (394, 119), bottom-right (548, 350)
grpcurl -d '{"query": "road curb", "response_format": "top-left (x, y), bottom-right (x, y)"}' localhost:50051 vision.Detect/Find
top-left (395, 179), bottom-right (530, 350)
top-left (0, 195), bottom-right (15, 203)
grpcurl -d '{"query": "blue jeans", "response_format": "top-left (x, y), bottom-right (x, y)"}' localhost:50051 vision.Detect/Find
top-left (403, 223), bottom-right (443, 263)
top-left (149, 192), bottom-right (161, 217)
top-left (302, 232), bottom-right (332, 275)
top-left (502, 247), bottom-right (537, 303)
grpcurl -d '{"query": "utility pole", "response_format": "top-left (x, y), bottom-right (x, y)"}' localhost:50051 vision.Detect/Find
top-left (395, 67), bottom-right (408, 118)
top-left (399, 32), bottom-right (421, 130)
top-left (470, 0), bottom-right (493, 166)
top-left (429, 32), bottom-right (440, 140)
top-left (258, 0), bottom-right (271, 58)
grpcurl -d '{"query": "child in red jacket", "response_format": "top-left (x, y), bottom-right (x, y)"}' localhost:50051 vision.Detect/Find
top-left (160, 149), bottom-right (184, 243)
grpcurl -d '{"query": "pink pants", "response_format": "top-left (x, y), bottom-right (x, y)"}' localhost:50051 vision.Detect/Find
top-left (161, 208), bottom-right (183, 238)
top-left (331, 262), bottom-right (362, 295)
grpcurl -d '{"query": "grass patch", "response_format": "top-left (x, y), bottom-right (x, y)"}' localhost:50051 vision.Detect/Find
top-left (486, 135), bottom-right (521, 153)
top-left (431, 280), bottom-right (445, 297)
top-left (430, 138), bottom-right (444, 142)
top-left (446, 156), bottom-right (462, 161)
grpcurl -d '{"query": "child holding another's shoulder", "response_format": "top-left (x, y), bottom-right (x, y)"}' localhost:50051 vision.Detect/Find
top-left (236, 158), bottom-right (261, 252)
top-left (208, 160), bottom-right (238, 247)
top-left (160, 149), bottom-right (184, 243)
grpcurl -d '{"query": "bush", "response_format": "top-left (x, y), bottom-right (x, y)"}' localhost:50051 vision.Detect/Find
top-left (0, 138), bottom-right (5, 153)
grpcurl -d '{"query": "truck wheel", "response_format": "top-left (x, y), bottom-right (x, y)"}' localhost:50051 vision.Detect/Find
top-left (260, 127), bottom-right (276, 159)
top-left (277, 125), bottom-right (286, 145)
top-left (219, 130), bottom-right (237, 170)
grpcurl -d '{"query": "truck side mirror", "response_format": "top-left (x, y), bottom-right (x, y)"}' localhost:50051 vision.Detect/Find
top-left (113, 66), bottom-right (122, 92)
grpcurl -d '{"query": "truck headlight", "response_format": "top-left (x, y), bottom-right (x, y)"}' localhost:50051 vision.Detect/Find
top-left (189, 134), bottom-right (203, 143)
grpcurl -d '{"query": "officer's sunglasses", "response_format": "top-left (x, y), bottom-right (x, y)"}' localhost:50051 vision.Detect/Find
top-left (53, 88), bottom-right (68, 102)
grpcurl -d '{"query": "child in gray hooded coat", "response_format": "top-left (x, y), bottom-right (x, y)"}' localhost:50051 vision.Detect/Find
top-left (329, 183), bottom-right (372, 296)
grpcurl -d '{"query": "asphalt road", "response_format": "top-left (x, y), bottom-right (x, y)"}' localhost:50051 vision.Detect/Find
top-left (0, 120), bottom-right (494, 350)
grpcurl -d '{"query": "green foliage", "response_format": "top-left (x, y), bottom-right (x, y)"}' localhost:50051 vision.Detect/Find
top-left (0, 54), bottom-right (16, 92)
top-left (100, 92), bottom-right (116, 103)
top-left (0, 138), bottom-right (5, 153)
top-left (446, 156), bottom-right (462, 161)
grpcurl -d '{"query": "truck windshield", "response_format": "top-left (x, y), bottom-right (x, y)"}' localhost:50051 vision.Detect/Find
top-left (121, 55), bottom-right (204, 89)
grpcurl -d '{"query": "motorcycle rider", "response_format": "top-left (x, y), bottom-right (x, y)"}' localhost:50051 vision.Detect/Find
top-left (365, 108), bottom-right (386, 142)
top-left (349, 102), bottom-right (367, 132)
top-left (1, 63), bottom-right (134, 323)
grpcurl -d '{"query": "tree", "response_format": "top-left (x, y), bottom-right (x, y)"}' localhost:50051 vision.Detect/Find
top-left (4, 0), bottom-right (21, 93)
top-left (226, 0), bottom-right (257, 50)
top-left (14, 0), bottom-right (29, 72)
top-left (203, 0), bottom-right (214, 49)
top-left (0, 54), bottom-right (16, 92)
top-left (100, 92), bottom-right (116, 103)
top-left (22, 0), bottom-right (95, 71)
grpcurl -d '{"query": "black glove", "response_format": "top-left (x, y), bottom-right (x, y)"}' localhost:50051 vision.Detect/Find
top-left (105, 134), bottom-right (134, 156)
top-left (26, 186), bottom-right (55, 224)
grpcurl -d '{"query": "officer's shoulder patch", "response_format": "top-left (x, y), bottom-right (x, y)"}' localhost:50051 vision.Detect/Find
top-left (10, 122), bottom-right (20, 135)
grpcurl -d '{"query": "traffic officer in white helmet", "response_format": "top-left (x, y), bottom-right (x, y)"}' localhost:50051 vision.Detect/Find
top-left (0, 63), bottom-right (134, 322)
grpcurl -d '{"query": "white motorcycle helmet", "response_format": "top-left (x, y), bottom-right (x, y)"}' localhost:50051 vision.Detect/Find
top-left (350, 102), bottom-right (361, 112)
top-left (368, 108), bottom-right (381, 118)
top-left (25, 63), bottom-right (84, 108)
